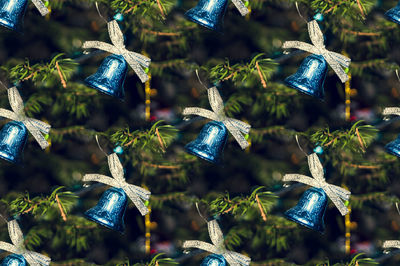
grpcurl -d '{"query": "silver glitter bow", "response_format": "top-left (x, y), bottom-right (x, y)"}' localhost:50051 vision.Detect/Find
top-left (383, 240), bottom-right (400, 249)
top-left (0, 220), bottom-right (51, 266)
top-left (182, 86), bottom-right (251, 149)
top-left (82, 153), bottom-right (151, 216)
top-left (283, 153), bottom-right (351, 216)
top-left (0, 87), bottom-right (50, 149)
top-left (282, 20), bottom-right (351, 83)
top-left (31, 0), bottom-right (49, 16)
top-left (82, 20), bottom-right (151, 83)
top-left (231, 0), bottom-right (250, 16)
top-left (383, 107), bottom-right (400, 117)
top-left (183, 220), bottom-right (251, 266)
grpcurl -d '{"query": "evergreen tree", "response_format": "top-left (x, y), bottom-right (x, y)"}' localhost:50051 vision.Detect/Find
top-left (0, 0), bottom-right (399, 265)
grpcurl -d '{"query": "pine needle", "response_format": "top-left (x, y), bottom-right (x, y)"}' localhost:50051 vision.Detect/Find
top-left (256, 61), bottom-right (267, 88)
top-left (256, 194), bottom-right (267, 221)
top-left (56, 194), bottom-right (67, 221)
top-left (56, 61), bottom-right (67, 88)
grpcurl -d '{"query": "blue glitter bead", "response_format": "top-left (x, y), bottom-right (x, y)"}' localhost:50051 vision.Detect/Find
top-left (1, 254), bottom-right (27, 266)
top-left (284, 187), bottom-right (328, 233)
top-left (85, 54), bottom-right (128, 100)
top-left (185, 121), bottom-right (228, 164)
top-left (185, 0), bottom-right (228, 32)
top-left (313, 13), bottom-right (324, 22)
top-left (114, 146), bottom-right (124, 154)
top-left (0, 0), bottom-right (28, 31)
top-left (0, 121), bottom-right (28, 164)
top-left (284, 54), bottom-right (328, 100)
top-left (313, 146), bottom-right (324, 155)
top-left (84, 187), bottom-right (127, 233)
top-left (201, 254), bottom-right (227, 266)
top-left (385, 1), bottom-right (400, 25)
top-left (385, 135), bottom-right (400, 158)
top-left (113, 13), bottom-right (124, 22)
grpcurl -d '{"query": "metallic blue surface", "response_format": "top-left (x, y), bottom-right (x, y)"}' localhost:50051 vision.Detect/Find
top-left (1, 254), bottom-right (27, 266)
top-left (313, 146), bottom-right (323, 155)
top-left (84, 54), bottom-right (128, 100)
top-left (185, 0), bottom-right (228, 32)
top-left (0, 121), bottom-right (28, 164)
top-left (201, 254), bottom-right (227, 266)
top-left (185, 121), bottom-right (228, 164)
top-left (284, 187), bottom-right (328, 233)
top-left (284, 54), bottom-right (328, 100)
top-left (385, 135), bottom-right (400, 157)
top-left (85, 187), bottom-right (127, 233)
top-left (0, 0), bottom-right (28, 31)
top-left (385, 1), bottom-right (400, 25)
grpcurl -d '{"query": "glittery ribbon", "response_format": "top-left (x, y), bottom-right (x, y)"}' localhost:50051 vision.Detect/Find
top-left (82, 20), bottom-right (151, 83)
top-left (282, 153), bottom-right (351, 216)
top-left (183, 220), bottom-right (251, 266)
top-left (383, 240), bottom-right (400, 249)
top-left (0, 87), bottom-right (50, 149)
top-left (0, 220), bottom-right (51, 266)
top-left (182, 86), bottom-right (251, 149)
top-left (383, 107), bottom-right (400, 117)
top-left (231, 0), bottom-right (249, 16)
top-left (82, 153), bottom-right (151, 216)
top-left (31, 0), bottom-right (49, 16)
top-left (282, 20), bottom-right (351, 83)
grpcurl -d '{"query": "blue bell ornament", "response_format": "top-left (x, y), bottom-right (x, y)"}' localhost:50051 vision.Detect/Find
top-left (385, 135), bottom-right (400, 158)
top-left (185, 121), bottom-right (228, 164)
top-left (284, 187), bottom-right (328, 233)
top-left (0, 121), bottom-right (28, 164)
top-left (201, 254), bottom-right (227, 266)
top-left (0, 0), bottom-right (28, 31)
top-left (84, 187), bottom-right (127, 233)
top-left (385, 1), bottom-right (400, 25)
top-left (185, 0), bottom-right (228, 32)
top-left (85, 54), bottom-right (128, 100)
top-left (284, 54), bottom-right (328, 100)
top-left (1, 254), bottom-right (27, 266)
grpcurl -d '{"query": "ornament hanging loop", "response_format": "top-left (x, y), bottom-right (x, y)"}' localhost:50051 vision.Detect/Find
top-left (195, 202), bottom-right (208, 223)
top-left (95, 1), bottom-right (109, 23)
top-left (295, 134), bottom-right (308, 157)
top-left (0, 80), bottom-right (9, 92)
top-left (295, 1), bottom-right (308, 23)
top-left (195, 69), bottom-right (209, 92)
top-left (95, 134), bottom-right (109, 157)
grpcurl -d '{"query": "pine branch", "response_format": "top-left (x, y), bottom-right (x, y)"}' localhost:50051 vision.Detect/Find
top-left (50, 126), bottom-right (97, 143)
top-left (207, 187), bottom-right (277, 220)
top-left (150, 192), bottom-right (192, 210)
top-left (6, 53), bottom-right (77, 86)
top-left (206, 54), bottom-right (278, 87)
top-left (110, 120), bottom-right (178, 154)
top-left (7, 186), bottom-right (78, 219)
top-left (351, 192), bottom-right (400, 209)
top-left (307, 120), bottom-right (378, 154)
top-left (110, 0), bottom-right (175, 20)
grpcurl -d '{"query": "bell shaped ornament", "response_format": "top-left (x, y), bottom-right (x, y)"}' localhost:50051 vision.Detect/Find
top-left (1, 254), bottom-right (27, 266)
top-left (385, 1), bottom-right (400, 25)
top-left (84, 187), bottom-right (128, 233)
top-left (284, 54), bottom-right (328, 100)
top-left (185, 0), bottom-right (228, 32)
top-left (284, 187), bottom-right (328, 233)
top-left (185, 121), bottom-right (228, 164)
top-left (385, 135), bottom-right (400, 158)
top-left (84, 54), bottom-right (128, 100)
top-left (0, 0), bottom-right (28, 31)
top-left (0, 121), bottom-right (28, 164)
top-left (201, 254), bottom-right (227, 266)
